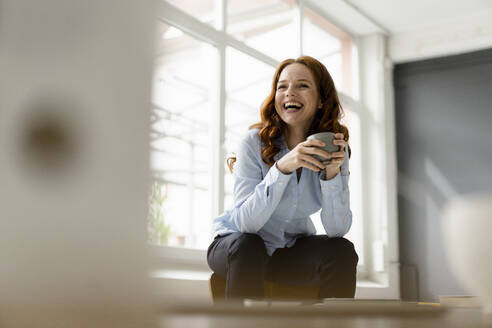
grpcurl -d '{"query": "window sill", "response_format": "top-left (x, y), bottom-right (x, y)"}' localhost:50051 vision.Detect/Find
top-left (150, 269), bottom-right (386, 286)
top-left (149, 270), bottom-right (399, 300)
top-left (150, 269), bottom-right (211, 281)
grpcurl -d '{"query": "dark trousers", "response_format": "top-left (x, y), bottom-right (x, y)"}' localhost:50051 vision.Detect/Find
top-left (207, 232), bottom-right (358, 300)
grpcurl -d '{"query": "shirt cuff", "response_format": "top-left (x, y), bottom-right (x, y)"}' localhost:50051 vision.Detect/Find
top-left (320, 172), bottom-right (343, 192)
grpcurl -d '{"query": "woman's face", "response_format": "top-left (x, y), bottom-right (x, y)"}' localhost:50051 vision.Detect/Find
top-left (274, 63), bottom-right (322, 132)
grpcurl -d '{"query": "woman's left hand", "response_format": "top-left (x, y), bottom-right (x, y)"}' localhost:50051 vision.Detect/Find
top-left (321, 133), bottom-right (347, 180)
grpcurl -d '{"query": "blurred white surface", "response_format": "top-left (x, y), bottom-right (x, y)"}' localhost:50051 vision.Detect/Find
top-left (0, 0), bottom-right (155, 325)
top-left (442, 193), bottom-right (492, 312)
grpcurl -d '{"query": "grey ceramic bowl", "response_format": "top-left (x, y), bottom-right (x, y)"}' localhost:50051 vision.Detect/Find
top-left (307, 132), bottom-right (340, 163)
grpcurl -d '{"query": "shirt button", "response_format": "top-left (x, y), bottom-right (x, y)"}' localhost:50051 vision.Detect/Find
top-left (293, 204), bottom-right (297, 208)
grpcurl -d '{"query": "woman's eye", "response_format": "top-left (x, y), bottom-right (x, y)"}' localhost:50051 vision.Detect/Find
top-left (277, 85), bottom-right (286, 90)
top-left (300, 84), bottom-right (309, 88)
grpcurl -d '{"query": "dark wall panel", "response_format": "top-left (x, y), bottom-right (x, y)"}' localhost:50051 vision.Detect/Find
top-left (394, 48), bottom-right (492, 302)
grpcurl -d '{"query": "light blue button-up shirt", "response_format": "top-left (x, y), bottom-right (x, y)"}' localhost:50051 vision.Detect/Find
top-left (212, 128), bottom-right (352, 256)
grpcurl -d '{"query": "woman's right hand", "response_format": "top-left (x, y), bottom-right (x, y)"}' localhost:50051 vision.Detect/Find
top-left (276, 139), bottom-right (332, 174)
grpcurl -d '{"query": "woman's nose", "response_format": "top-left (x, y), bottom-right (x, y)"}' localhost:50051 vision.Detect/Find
top-left (286, 86), bottom-right (296, 97)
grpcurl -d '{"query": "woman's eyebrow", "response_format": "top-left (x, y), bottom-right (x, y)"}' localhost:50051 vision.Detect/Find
top-left (278, 79), bottom-right (312, 83)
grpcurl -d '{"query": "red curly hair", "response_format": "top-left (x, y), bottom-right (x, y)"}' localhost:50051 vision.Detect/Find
top-left (227, 56), bottom-right (349, 173)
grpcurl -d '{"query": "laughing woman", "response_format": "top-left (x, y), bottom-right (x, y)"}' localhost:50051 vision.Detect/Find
top-left (207, 56), bottom-right (358, 301)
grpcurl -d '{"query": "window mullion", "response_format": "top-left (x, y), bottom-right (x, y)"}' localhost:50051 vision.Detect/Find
top-left (211, 44), bottom-right (226, 219)
top-left (215, 0), bottom-right (226, 31)
top-left (297, 0), bottom-right (304, 56)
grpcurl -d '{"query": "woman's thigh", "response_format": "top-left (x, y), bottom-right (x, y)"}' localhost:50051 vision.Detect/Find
top-left (267, 235), bottom-right (358, 285)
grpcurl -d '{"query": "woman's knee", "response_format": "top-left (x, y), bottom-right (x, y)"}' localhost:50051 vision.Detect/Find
top-left (318, 236), bottom-right (358, 267)
top-left (332, 237), bottom-right (358, 266)
top-left (228, 232), bottom-right (266, 259)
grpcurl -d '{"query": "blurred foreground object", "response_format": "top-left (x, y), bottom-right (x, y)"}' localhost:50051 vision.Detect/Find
top-left (0, 0), bottom-right (155, 326)
top-left (442, 193), bottom-right (492, 313)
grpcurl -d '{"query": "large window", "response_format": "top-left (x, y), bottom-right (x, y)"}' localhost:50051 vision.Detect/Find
top-left (151, 0), bottom-right (363, 266)
top-left (227, 0), bottom-right (298, 61)
top-left (302, 6), bottom-right (354, 96)
top-left (224, 48), bottom-right (275, 209)
top-left (150, 20), bottom-right (217, 249)
top-left (165, 0), bottom-right (217, 27)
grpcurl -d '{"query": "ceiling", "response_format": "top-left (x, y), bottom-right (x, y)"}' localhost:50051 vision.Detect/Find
top-left (308, 0), bottom-right (492, 36)
top-left (338, 0), bottom-right (492, 34)
top-left (307, 0), bottom-right (492, 61)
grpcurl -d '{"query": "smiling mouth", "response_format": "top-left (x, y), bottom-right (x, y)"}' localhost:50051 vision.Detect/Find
top-left (283, 102), bottom-right (303, 113)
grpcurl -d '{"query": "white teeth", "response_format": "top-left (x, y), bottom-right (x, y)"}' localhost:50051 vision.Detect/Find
top-left (284, 102), bottom-right (303, 109)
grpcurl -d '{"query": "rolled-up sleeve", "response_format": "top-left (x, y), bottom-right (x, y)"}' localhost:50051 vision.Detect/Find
top-left (319, 145), bottom-right (352, 237)
top-left (229, 133), bottom-right (291, 233)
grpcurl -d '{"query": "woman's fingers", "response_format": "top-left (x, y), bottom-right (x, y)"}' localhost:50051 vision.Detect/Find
top-left (300, 141), bottom-right (330, 157)
top-left (300, 154), bottom-right (325, 171)
top-left (303, 138), bottom-right (325, 148)
top-left (301, 145), bottom-right (331, 160)
top-left (301, 161), bottom-right (321, 172)
top-left (323, 148), bottom-right (345, 167)
top-left (330, 157), bottom-right (345, 165)
top-left (291, 137), bottom-right (347, 172)
top-left (333, 139), bottom-right (346, 148)
top-left (331, 151), bottom-right (345, 158)
top-left (302, 144), bottom-right (345, 161)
